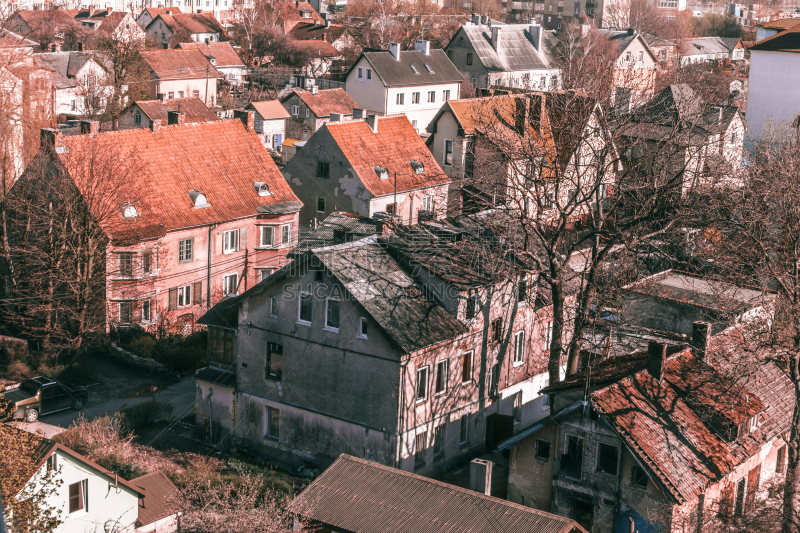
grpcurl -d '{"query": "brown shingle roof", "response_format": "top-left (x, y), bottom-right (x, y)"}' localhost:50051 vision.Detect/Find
top-left (282, 87), bottom-right (359, 118)
top-left (53, 120), bottom-right (300, 239)
top-left (288, 22), bottom-right (348, 43)
top-left (325, 115), bottom-right (451, 197)
top-left (134, 97), bottom-right (220, 123)
top-left (152, 12), bottom-right (226, 36)
top-left (140, 48), bottom-right (222, 80)
top-left (247, 100), bottom-right (291, 120)
top-left (176, 41), bottom-right (244, 67)
top-left (290, 38), bottom-right (341, 58)
top-left (291, 454), bottom-right (588, 533)
top-left (132, 471), bottom-right (178, 526)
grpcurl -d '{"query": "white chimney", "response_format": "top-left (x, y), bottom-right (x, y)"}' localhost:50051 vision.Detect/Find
top-left (310, 85), bottom-right (318, 95)
top-left (491, 26), bottom-right (502, 51)
top-left (414, 39), bottom-right (430, 55)
top-left (529, 22), bottom-right (542, 51)
top-left (471, 12), bottom-right (480, 24)
top-left (389, 42), bottom-right (400, 60)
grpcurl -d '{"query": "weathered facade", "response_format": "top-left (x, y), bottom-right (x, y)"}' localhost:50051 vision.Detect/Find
top-left (280, 87), bottom-right (360, 142)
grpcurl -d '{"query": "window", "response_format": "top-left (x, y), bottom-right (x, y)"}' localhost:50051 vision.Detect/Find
top-left (416, 366), bottom-right (429, 401)
top-left (209, 326), bottom-right (234, 363)
top-left (514, 331), bottom-right (525, 364)
top-left (596, 442), bottom-right (620, 475)
top-left (298, 293), bottom-right (312, 324)
top-left (427, 91), bottom-right (435, 103)
top-left (134, 112), bottom-right (141, 124)
top-left (223, 274), bottom-right (238, 296)
top-left (282, 224), bottom-right (291, 245)
top-left (543, 320), bottom-right (554, 351)
top-left (385, 203), bottom-right (396, 216)
top-left (291, 105), bottom-right (299, 116)
top-left (434, 425), bottom-right (445, 457)
top-left (316, 161), bottom-right (330, 178)
top-left (466, 52), bottom-right (473, 65)
top-left (142, 251), bottom-right (153, 274)
top-left (261, 226), bottom-right (274, 247)
top-left (488, 363), bottom-right (499, 393)
top-left (435, 360), bottom-right (448, 394)
top-left (357, 66), bottom-right (363, 79)
top-left (412, 92), bottom-right (420, 104)
top-left (142, 300), bottom-right (151, 322)
top-left (119, 301), bottom-right (132, 324)
top-left (625, 51), bottom-right (632, 62)
top-left (513, 391), bottom-right (522, 422)
top-left (270, 296), bottom-right (279, 317)
top-left (560, 435), bottom-right (584, 479)
top-left (396, 93), bottom-right (404, 105)
top-left (421, 195), bottom-right (434, 212)
top-left (465, 293), bottom-right (478, 319)
top-left (731, 131), bottom-right (738, 144)
top-left (412, 120), bottom-right (418, 129)
top-left (638, 51), bottom-right (644, 62)
top-left (490, 318), bottom-right (503, 344)
top-left (543, 378), bottom-right (550, 409)
top-left (535, 439), bottom-right (551, 461)
top-left (358, 317), bottom-right (368, 339)
top-left (410, 65), bottom-right (419, 74)
top-left (630, 465), bottom-right (648, 488)
top-left (305, 108), bottom-right (310, 118)
top-left (461, 351), bottom-right (473, 384)
top-left (258, 268), bottom-right (274, 282)
top-left (443, 89), bottom-right (450, 101)
top-left (734, 477), bottom-right (746, 516)
top-left (178, 238), bottom-right (193, 262)
top-left (543, 191), bottom-right (556, 209)
top-left (193, 90), bottom-right (200, 98)
top-left (223, 230), bottom-right (239, 253)
top-left (325, 298), bottom-right (340, 331)
top-left (317, 197), bottom-right (326, 213)
top-left (118, 252), bottom-right (132, 277)
top-left (597, 183), bottom-right (608, 201)
top-left (266, 406), bottom-right (280, 439)
top-left (517, 279), bottom-right (528, 303)
top-left (178, 90), bottom-right (184, 98)
top-left (168, 91), bottom-right (174, 99)
top-left (177, 285), bottom-right (192, 308)
top-left (68, 480), bottom-right (87, 514)
top-left (777, 445), bottom-right (787, 474)
top-left (444, 139), bottom-right (453, 165)
top-left (266, 342), bottom-right (282, 380)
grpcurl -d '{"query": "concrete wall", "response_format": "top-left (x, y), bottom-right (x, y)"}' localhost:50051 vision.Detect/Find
top-left (746, 49), bottom-right (800, 139)
top-left (621, 293), bottom-right (726, 336)
top-left (507, 424), bottom-right (558, 509)
top-left (345, 56), bottom-right (389, 116)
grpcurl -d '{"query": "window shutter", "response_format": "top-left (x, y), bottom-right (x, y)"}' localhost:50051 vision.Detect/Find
top-left (169, 287), bottom-right (178, 311)
top-left (239, 227), bottom-right (247, 251)
top-left (193, 281), bottom-right (203, 305)
top-left (216, 232), bottom-right (223, 256)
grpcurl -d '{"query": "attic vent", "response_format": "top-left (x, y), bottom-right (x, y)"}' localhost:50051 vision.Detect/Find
top-left (178, 66), bottom-right (185, 72)
top-left (254, 181), bottom-right (272, 196)
top-left (121, 203), bottom-right (138, 218)
top-left (374, 166), bottom-right (389, 180)
top-left (410, 65), bottom-right (419, 74)
top-left (188, 189), bottom-right (210, 208)
top-left (410, 160), bottom-right (424, 174)
top-left (424, 64), bottom-right (434, 73)
top-left (208, 56), bottom-right (216, 65)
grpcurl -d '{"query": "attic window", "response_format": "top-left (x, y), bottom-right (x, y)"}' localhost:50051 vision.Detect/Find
top-left (121, 203), bottom-right (138, 218)
top-left (424, 64), bottom-right (434, 73)
top-left (410, 65), bottom-right (419, 74)
top-left (374, 166), bottom-right (389, 180)
top-left (254, 181), bottom-right (272, 196)
top-left (188, 189), bottom-right (210, 208)
top-left (410, 160), bottom-right (424, 174)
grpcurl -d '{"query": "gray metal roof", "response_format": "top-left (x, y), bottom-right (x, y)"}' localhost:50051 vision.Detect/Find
top-left (459, 23), bottom-right (553, 72)
top-left (291, 454), bottom-right (588, 533)
top-left (682, 36), bottom-right (738, 56)
top-left (290, 212), bottom-right (377, 257)
top-left (360, 49), bottom-right (464, 87)
top-left (33, 52), bottom-right (106, 89)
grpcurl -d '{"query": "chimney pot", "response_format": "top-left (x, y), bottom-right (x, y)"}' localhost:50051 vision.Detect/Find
top-left (691, 321), bottom-right (711, 361)
top-left (365, 114), bottom-right (379, 133)
top-left (150, 118), bottom-right (162, 133)
top-left (167, 110), bottom-right (185, 125)
top-left (233, 109), bottom-right (254, 131)
top-left (646, 341), bottom-right (668, 383)
top-left (414, 39), bottom-right (430, 55)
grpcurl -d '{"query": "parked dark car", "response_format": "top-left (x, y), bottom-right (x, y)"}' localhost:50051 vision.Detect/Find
top-left (1, 376), bottom-right (87, 422)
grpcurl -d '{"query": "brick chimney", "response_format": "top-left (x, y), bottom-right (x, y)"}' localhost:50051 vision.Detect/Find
top-left (234, 109), bottom-right (254, 131)
top-left (150, 118), bottom-right (162, 133)
top-left (646, 341), bottom-right (668, 383)
top-left (80, 120), bottom-right (99, 135)
top-left (691, 321), bottom-right (711, 362)
top-left (88, 5), bottom-right (95, 16)
top-left (167, 110), bottom-right (185, 125)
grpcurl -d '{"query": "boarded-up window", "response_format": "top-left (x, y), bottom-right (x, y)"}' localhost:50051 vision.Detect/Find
top-left (266, 342), bottom-right (282, 380)
top-left (746, 465), bottom-right (760, 511)
top-left (209, 326), bottom-right (234, 364)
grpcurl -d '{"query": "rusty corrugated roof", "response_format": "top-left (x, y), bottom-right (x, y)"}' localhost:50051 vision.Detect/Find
top-left (291, 454), bottom-right (587, 533)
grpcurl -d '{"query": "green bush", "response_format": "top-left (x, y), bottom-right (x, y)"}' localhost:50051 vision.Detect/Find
top-left (121, 399), bottom-right (174, 432)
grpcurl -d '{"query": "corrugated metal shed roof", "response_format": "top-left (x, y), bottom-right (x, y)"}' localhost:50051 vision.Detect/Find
top-left (460, 23), bottom-right (552, 72)
top-left (291, 454), bottom-right (588, 533)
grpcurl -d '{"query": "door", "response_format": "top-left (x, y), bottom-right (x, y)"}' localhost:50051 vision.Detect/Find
top-left (573, 500), bottom-right (593, 531)
top-left (485, 413), bottom-right (514, 450)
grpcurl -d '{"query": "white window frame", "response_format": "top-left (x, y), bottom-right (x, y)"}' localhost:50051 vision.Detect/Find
top-left (513, 390), bottom-right (522, 423)
top-left (421, 195), bottom-right (434, 212)
top-left (178, 238), bottom-right (193, 262)
top-left (356, 66), bottom-right (364, 80)
top-left (177, 285), bottom-right (192, 308)
top-left (428, 90), bottom-right (435, 103)
top-left (514, 330), bottom-right (525, 365)
top-left (461, 350), bottom-right (473, 384)
top-left (281, 224), bottom-right (291, 246)
top-left (366, 69), bottom-right (372, 81)
top-left (316, 197), bottom-right (326, 213)
top-left (223, 273), bottom-right (238, 296)
top-left (324, 297), bottom-right (340, 333)
top-left (297, 292), bottom-right (312, 326)
top-left (142, 299), bottom-right (151, 322)
top-left (412, 92), bottom-right (420, 104)
top-left (416, 365), bottom-right (429, 402)
top-left (223, 229), bottom-right (239, 254)
top-left (257, 268), bottom-right (274, 282)
top-left (396, 93), bottom-right (404, 106)
top-left (291, 105), bottom-right (299, 116)
top-left (435, 359), bottom-right (448, 395)
top-left (542, 378), bottom-right (550, 410)
top-left (260, 225), bottom-right (275, 247)
top-left (357, 317), bottom-right (368, 339)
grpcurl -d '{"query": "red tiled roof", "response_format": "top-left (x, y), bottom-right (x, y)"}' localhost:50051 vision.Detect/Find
top-left (134, 97), bottom-right (220, 123)
top-left (325, 115), bottom-right (451, 197)
top-left (749, 25), bottom-right (800, 52)
top-left (132, 471), bottom-right (178, 526)
top-left (6, 9), bottom-right (80, 33)
top-left (140, 6), bottom-right (182, 18)
top-left (150, 12), bottom-right (226, 37)
top-left (140, 48), bottom-right (222, 80)
top-left (176, 41), bottom-right (244, 67)
top-left (84, 11), bottom-right (131, 36)
top-left (291, 454), bottom-right (588, 533)
top-left (291, 38), bottom-right (341, 58)
top-left (282, 87), bottom-right (359, 118)
top-left (247, 100), bottom-right (291, 119)
top-left (52, 120), bottom-right (300, 240)
top-left (757, 17), bottom-right (800, 30)
top-left (273, 1), bottom-right (324, 31)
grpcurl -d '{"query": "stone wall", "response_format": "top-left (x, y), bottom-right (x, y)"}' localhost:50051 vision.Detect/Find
top-left (108, 343), bottom-right (178, 379)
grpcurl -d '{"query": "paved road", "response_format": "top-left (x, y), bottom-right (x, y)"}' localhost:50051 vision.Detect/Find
top-left (19, 376), bottom-right (196, 438)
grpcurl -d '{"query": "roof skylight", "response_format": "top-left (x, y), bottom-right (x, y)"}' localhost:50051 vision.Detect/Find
top-left (424, 64), bottom-right (434, 73)
top-left (410, 65), bottom-right (419, 74)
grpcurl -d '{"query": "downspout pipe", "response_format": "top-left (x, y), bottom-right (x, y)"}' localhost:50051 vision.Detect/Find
top-left (207, 223), bottom-right (216, 306)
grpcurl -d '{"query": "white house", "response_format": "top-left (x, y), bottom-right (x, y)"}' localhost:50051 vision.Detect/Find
top-left (344, 40), bottom-right (463, 133)
top-left (246, 100), bottom-right (291, 150)
top-left (33, 52), bottom-right (113, 118)
top-left (678, 36), bottom-right (744, 65)
top-left (746, 21), bottom-right (800, 139)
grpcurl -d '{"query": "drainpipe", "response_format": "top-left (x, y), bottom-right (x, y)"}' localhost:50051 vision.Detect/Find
top-left (207, 223), bottom-right (216, 306)
top-left (395, 359), bottom-right (407, 469)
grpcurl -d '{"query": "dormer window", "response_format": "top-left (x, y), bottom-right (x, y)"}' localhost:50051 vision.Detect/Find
top-left (410, 65), bottom-right (419, 74)
top-left (424, 64), bottom-right (434, 73)
top-left (121, 202), bottom-right (138, 218)
top-left (208, 56), bottom-right (216, 65)
top-left (410, 160), bottom-right (424, 174)
top-left (254, 181), bottom-right (272, 196)
top-left (189, 190), bottom-right (210, 208)
top-left (374, 166), bottom-right (389, 180)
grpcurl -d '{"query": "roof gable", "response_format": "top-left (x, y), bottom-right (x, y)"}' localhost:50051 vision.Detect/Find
top-left (459, 23), bottom-right (553, 73)
top-left (354, 48), bottom-right (463, 87)
top-left (749, 25), bottom-right (800, 52)
top-left (282, 88), bottom-right (359, 117)
top-left (246, 99), bottom-right (291, 120)
top-left (176, 41), bottom-right (244, 67)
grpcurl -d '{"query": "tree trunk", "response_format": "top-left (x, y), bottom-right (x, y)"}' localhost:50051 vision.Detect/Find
top-left (782, 350), bottom-right (800, 533)
top-left (548, 264), bottom-right (566, 386)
